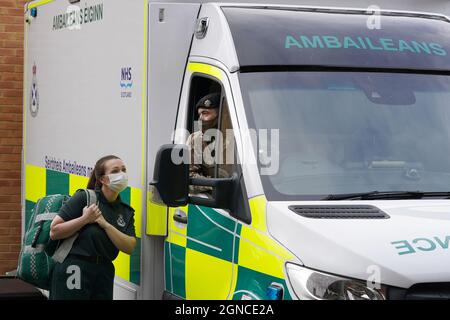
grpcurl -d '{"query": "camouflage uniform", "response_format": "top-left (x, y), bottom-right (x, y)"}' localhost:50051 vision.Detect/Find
top-left (187, 92), bottom-right (224, 194)
top-left (186, 129), bottom-right (217, 194)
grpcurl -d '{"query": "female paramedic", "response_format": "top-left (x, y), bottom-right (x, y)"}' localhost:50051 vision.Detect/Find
top-left (49, 155), bottom-right (136, 300)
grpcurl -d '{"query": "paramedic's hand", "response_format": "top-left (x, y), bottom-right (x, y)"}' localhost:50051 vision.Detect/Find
top-left (95, 214), bottom-right (110, 230)
top-left (82, 204), bottom-right (102, 224)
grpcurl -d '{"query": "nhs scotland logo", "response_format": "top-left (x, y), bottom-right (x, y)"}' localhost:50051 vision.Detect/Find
top-left (120, 67), bottom-right (133, 98)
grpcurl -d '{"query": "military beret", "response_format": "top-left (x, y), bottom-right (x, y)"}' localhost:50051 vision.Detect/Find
top-left (196, 92), bottom-right (221, 110)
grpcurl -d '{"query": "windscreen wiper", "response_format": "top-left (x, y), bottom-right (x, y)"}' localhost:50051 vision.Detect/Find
top-left (324, 191), bottom-right (450, 200)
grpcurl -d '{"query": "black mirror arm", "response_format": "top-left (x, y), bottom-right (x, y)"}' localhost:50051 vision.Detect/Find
top-left (188, 175), bottom-right (238, 209)
top-left (188, 196), bottom-right (216, 207)
top-left (189, 176), bottom-right (234, 187)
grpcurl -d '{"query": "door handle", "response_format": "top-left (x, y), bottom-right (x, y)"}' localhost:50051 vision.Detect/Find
top-left (173, 210), bottom-right (188, 224)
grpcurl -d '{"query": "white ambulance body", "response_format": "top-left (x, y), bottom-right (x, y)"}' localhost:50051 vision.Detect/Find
top-left (23, 0), bottom-right (450, 299)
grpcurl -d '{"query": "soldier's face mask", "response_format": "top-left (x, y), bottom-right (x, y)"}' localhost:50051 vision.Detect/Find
top-left (105, 172), bottom-right (128, 193)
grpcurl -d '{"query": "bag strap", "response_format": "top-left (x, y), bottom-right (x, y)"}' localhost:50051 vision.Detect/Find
top-left (85, 189), bottom-right (97, 207)
top-left (52, 234), bottom-right (78, 263)
top-left (52, 189), bottom-right (97, 263)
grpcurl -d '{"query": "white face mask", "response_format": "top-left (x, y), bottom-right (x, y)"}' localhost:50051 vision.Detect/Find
top-left (105, 172), bottom-right (128, 193)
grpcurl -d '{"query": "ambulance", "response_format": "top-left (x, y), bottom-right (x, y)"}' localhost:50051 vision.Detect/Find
top-left (22, 0), bottom-right (450, 299)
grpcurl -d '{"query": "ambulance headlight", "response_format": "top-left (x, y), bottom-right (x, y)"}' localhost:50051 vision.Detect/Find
top-left (286, 263), bottom-right (386, 300)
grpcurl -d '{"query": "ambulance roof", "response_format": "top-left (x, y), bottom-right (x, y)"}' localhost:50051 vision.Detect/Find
top-left (221, 6), bottom-right (450, 71)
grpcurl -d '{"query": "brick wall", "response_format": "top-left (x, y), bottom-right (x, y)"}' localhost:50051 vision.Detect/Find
top-left (0, 0), bottom-right (26, 275)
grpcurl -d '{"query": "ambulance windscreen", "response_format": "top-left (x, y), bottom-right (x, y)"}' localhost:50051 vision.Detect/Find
top-left (222, 7), bottom-right (450, 71)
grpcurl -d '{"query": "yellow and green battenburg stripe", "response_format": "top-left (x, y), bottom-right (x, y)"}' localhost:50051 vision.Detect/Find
top-left (24, 164), bottom-right (141, 285)
top-left (164, 198), bottom-right (295, 300)
top-left (232, 196), bottom-right (296, 300)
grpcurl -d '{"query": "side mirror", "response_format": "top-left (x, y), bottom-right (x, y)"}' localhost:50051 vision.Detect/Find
top-left (150, 144), bottom-right (189, 207)
top-left (150, 144), bottom-right (251, 224)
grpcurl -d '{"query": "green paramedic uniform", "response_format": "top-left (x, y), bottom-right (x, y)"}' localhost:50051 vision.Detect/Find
top-left (49, 189), bottom-right (136, 300)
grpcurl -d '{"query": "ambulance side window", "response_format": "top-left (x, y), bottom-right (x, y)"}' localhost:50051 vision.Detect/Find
top-left (186, 75), bottom-right (251, 223)
top-left (186, 75), bottom-right (236, 180)
top-left (186, 76), bottom-right (221, 180)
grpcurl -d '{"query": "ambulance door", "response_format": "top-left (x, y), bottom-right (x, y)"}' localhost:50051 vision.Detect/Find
top-left (166, 64), bottom-right (242, 300)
